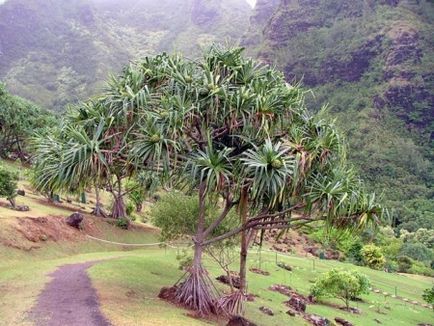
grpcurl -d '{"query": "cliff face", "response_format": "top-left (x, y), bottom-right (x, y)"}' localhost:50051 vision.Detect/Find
top-left (0, 0), bottom-right (251, 110)
top-left (244, 0), bottom-right (434, 224)
top-left (249, 0), bottom-right (434, 133)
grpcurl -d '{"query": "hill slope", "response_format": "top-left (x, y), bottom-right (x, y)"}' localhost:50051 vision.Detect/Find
top-left (0, 0), bottom-right (251, 110)
top-left (244, 0), bottom-right (434, 229)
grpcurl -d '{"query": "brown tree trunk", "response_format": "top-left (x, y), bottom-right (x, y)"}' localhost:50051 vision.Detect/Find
top-left (239, 186), bottom-right (249, 295)
top-left (111, 176), bottom-right (126, 219)
top-left (174, 182), bottom-right (216, 315)
top-left (92, 186), bottom-right (106, 217)
top-left (8, 197), bottom-right (16, 208)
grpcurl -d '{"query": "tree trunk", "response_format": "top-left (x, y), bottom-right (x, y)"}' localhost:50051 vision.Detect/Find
top-left (92, 186), bottom-right (106, 217)
top-left (8, 197), bottom-right (16, 208)
top-left (174, 182), bottom-right (216, 315)
top-left (111, 175), bottom-right (127, 218)
top-left (111, 193), bottom-right (126, 218)
top-left (239, 186), bottom-right (249, 295)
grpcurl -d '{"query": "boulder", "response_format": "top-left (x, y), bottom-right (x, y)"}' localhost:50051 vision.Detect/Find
top-left (65, 212), bottom-right (84, 229)
top-left (269, 284), bottom-right (292, 296)
top-left (286, 309), bottom-right (297, 316)
top-left (216, 273), bottom-right (241, 289)
top-left (15, 205), bottom-right (30, 211)
top-left (305, 314), bottom-right (331, 326)
top-left (259, 306), bottom-right (274, 316)
top-left (227, 316), bottom-right (257, 326)
top-left (335, 317), bottom-right (353, 326)
top-left (285, 293), bottom-right (308, 312)
top-left (158, 286), bottom-right (177, 301)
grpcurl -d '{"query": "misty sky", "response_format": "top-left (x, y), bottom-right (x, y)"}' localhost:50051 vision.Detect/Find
top-left (0, 0), bottom-right (256, 5)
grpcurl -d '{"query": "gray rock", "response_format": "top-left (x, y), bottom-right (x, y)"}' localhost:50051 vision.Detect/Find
top-left (66, 212), bottom-right (84, 229)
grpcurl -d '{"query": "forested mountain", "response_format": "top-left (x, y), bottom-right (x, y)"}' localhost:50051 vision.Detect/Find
top-left (243, 0), bottom-right (434, 230)
top-left (0, 0), bottom-right (251, 110)
top-left (1, 0), bottom-right (433, 231)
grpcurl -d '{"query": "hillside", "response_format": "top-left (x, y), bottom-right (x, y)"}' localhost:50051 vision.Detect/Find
top-left (0, 0), bottom-right (251, 110)
top-left (244, 0), bottom-right (434, 230)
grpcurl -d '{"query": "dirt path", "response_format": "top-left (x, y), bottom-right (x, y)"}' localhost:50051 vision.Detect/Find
top-left (29, 261), bottom-right (111, 326)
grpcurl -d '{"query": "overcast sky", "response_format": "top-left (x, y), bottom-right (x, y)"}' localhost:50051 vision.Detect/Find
top-left (0, 0), bottom-right (256, 7)
top-left (246, 0), bottom-right (256, 7)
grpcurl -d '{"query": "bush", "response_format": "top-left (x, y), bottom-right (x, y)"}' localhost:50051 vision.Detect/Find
top-left (310, 269), bottom-right (370, 309)
top-left (150, 192), bottom-right (239, 242)
top-left (422, 286), bottom-right (434, 307)
top-left (408, 260), bottom-right (434, 277)
top-left (397, 256), bottom-right (413, 273)
top-left (115, 217), bottom-right (130, 230)
top-left (126, 201), bottom-right (135, 217)
top-left (0, 165), bottom-right (18, 207)
top-left (361, 244), bottom-right (385, 270)
top-left (347, 242), bottom-right (364, 265)
top-left (399, 242), bottom-right (433, 263)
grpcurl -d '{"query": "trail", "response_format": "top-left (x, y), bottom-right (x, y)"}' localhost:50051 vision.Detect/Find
top-left (30, 261), bottom-right (111, 326)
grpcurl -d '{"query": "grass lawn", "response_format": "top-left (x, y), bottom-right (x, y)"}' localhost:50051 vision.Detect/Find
top-left (88, 248), bottom-right (433, 326)
top-left (0, 159), bottom-right (432, 326)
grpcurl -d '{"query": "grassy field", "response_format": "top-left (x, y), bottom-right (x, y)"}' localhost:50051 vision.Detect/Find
top-left (0, 159), bottom-right (432, 326)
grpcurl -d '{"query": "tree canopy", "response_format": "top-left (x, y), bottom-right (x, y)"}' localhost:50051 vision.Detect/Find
top-left (30, 46), bottom-right (384, 315)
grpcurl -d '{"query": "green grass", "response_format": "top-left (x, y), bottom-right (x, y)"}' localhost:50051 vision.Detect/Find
top-left (87, 247), bottom-right (433, 326)
top-left (1, 237), bottom-right (433, 326)
top-left (0, 160), bottom-right (432, 325)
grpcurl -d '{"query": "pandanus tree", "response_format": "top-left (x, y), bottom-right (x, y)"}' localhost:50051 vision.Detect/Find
top-left (109, 46), bottom-right (385, 315)
top-left (31, 100), bottom-right (135, 218)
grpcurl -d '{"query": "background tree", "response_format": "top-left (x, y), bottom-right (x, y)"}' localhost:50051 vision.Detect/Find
top-left (310, 269), bottom-right (370, 310)
top-left (0, 83), bottom-right (55, 162)
top-left (31, 100), bottom-right (136, 218)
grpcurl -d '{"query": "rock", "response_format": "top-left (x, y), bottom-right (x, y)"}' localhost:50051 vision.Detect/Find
top-left (277, 262), bottom-right (292, 271)
top-left (65, 212), bottom-right (84, 229)
top-left (249, 267), bottom-right (270, 276)
top-left (335, 317), bottom-right (353, 326)
top-left (17, 189), bottom-right (25, 196)
top-left (269, 284), bottom-right (292, 296)
top-left (246, 293), bottom-right (258, 302)
top-left (15, 205), bottom-right (30, 211)
top-left (158, 286), bottom-right (177, 301)
top-left (216, 273), bottom-right (240, 289)
top-left (340, 306), bottom-right (361, 314)
top-left (286, 309), bottom-right (297, 316)
top-left (226, 316), bottom-right (257, 326)
top-left (304, 314), bottom-right (331, 326)
top-left (259, 306), bottom-right (274, 316)
top-left (285, 293), bottom-right (307, 312)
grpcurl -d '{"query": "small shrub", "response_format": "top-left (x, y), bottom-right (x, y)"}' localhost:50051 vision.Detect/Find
top-left (408, 260), bottom-right (434, 277)
top-left (310, 269), bottom-right (370, 309)
top-left (422, 286), bottom-right (434, 307)
top-left (115, 217), bottom-right (130, 230)
top-left (126, 201), bottom-right (135, 217)
top-left (0, 165), bottom-right (18, 207)
top-left (347, 242), bottom-right (363, 265)
top-left (361, 244), bottom-right (385, 270)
